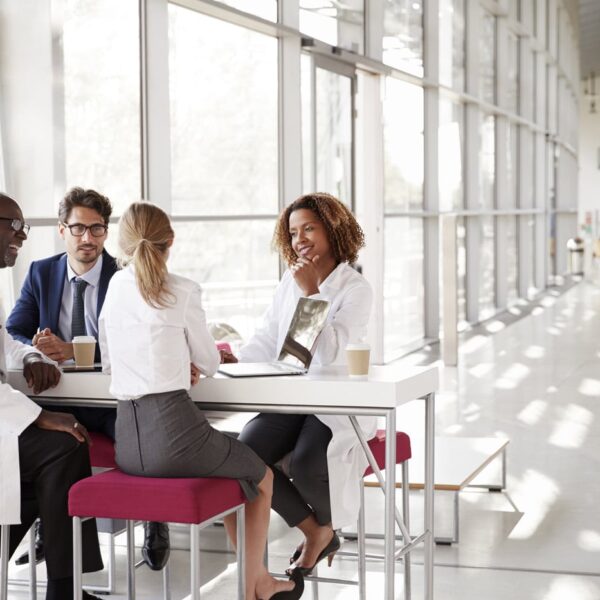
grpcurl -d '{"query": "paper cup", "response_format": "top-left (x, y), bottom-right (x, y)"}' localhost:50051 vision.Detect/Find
top-left (72, 335), bottom-right (96, 368)
top-left (346, 343), bottom-right (370, 378)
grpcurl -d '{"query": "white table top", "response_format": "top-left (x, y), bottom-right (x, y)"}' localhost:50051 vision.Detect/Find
top-left (8, 363), bottom-right (439, 413)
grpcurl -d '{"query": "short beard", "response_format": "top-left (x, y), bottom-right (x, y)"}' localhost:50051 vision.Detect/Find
top-left (74, 249), bottom-right (100, 264)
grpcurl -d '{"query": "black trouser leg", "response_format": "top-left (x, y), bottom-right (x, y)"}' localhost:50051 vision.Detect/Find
top-left (239, 413), bottom-right (332, 527)
top-left (10, 426), bottom-right (103, 579)
top-left (288, 416), bottom-right (333, 526)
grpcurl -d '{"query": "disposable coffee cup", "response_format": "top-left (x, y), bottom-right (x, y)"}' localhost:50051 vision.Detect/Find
top-left (72, 335), bottom-right (96, 368)
top-left (346, 343), bottom-right (370, 378)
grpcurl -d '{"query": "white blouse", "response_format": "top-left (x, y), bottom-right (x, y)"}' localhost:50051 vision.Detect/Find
top-left (239, 262), bottom-right (373, 366)
top-left (239, 262), bottom-right (377, 529)
top-left (99, 266), bottom-right (220, 400)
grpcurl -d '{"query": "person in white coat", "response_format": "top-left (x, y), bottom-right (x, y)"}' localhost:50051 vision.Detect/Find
top-left (0, 192), bottom-right (103, 600)
top-left (232, 192), bottom-right (375, 576)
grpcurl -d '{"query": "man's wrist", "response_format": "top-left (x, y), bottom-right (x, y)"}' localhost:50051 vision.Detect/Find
top-left (23, 352), bottom-right (43, 366)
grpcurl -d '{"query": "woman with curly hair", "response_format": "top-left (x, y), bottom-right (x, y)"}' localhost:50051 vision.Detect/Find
top-left (233, 192), bottom-right (375, 576)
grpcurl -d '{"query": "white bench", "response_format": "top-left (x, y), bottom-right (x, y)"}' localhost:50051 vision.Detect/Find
top-left (362, 436), bottom-right (509, 544)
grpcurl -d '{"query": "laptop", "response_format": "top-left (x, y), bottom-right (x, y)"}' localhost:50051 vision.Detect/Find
top-left (218, 297), bottom-right (330, 378)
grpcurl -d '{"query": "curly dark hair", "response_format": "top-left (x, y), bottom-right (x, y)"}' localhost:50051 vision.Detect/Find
top-left (58, 187), bottom-right (112, 225)
top-left (273, 193), bottom-right (365, 266)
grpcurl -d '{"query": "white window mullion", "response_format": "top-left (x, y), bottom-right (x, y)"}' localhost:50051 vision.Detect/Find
top-left (142, 0), bottom-right (172, 212)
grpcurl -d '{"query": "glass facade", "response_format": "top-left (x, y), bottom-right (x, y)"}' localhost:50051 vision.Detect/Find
top-left (0, 0), bottom-right (581, 360)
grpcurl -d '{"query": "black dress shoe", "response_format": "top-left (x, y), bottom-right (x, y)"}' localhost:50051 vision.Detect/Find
top-left (142, 522), bottom-right (170, 571)
top-left (15, 519), bottom-right (44, 565)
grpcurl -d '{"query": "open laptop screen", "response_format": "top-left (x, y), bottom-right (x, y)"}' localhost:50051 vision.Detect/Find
top-left (277, 297), bottom-right (330, 368)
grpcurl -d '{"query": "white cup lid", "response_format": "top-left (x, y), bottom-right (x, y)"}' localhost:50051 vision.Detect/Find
top-left (72, 336), bottom-right (96, 343)
top-left (346, 343), bottom-right (370, 351)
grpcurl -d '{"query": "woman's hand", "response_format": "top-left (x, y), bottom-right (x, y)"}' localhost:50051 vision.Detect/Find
top-left (190, 363), bottom-right (200, 386)
top-left (220, 350), bottom-right (238, 364)
top-left (290, 255), bottom-right (320, 296)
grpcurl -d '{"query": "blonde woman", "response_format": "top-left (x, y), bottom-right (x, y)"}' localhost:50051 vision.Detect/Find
top-left (99, 202), bottom-right (303, 600)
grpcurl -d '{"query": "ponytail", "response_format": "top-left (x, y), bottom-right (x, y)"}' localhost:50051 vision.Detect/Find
top-left (118, 202), bottom-right (175, 308)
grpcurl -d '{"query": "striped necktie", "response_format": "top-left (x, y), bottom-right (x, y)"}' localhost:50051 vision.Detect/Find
top-left (71, 278), bottom-right (89, 339)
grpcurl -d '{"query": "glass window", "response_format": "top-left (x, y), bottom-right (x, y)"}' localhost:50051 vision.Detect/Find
top-left (168, 5), bottom-right (278, 216)
top-left (479, 10), bottom-right (496, 104)
top-left (439, 98), bottom-right (464, 211)
top-left (506, 32), bottom-right (519, 113)
top-left (456, 217), bottom-right (467, 330)
top-left (506, 122), bottom-right (518, 208)
top-left (479, 216), bottom-right (495, 320)
top-left (479, 114), bottom-right (495, 210)
top-left (214, 0), bottom-right (276, 21)
top-left (383, 78), bottom-right (424, 211)
top-left (299, 0), bottom-right (364, 54)
top-left (315, 68), bottom-right (353, 204)
top-left (63, 0), bottom-right (141, 216)
top-left (169, 221), bottom-right (279, 341)
top-left (439, 0), bottom-right (465, 90)
top-left (383, 218), bottom-right (424, 359)
top-left (383, 0), bottom-right (423, 77)
top-left (519, 127), bottom-right (533, 208)
top-left (503, 216), bottom-right (518, 304)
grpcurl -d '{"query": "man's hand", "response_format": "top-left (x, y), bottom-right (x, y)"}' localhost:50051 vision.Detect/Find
top-left (23, 356), bottom-right (61, 395)
top-left (34, 330), bottom-right (74, 363)
top-left (34, 409), bottom-right (91, 445)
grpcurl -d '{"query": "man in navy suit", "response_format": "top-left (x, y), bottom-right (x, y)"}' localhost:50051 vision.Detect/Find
top-left (7, 188), bottom-right (170, 570)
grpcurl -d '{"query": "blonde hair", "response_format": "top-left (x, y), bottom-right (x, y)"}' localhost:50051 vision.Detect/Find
top-left (118, 202), bottom-right (175, 308)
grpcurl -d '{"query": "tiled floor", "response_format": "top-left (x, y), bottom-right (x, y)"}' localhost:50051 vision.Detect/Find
top-left (7, 281), bottom-right (600, 598)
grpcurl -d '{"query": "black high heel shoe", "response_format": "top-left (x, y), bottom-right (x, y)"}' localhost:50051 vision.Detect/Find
top-left (289, 544), bottom-right (302, 565)
top-left (287, 533), bottom-right (341, 577)
top-left (262, 569), bottom-right (305, 600)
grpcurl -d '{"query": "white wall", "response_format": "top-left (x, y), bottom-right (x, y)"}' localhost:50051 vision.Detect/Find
top-left (578, 82), bottom-right (600, 235)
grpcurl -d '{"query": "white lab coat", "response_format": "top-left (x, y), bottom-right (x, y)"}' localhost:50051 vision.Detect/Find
top-left (239, 263), bottom-right (376, 529)
top-left (0, 308), bottom-right (44, 525)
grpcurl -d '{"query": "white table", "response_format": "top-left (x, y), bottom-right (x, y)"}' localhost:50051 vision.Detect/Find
top-left (9, 364), bottom-right (438, 600)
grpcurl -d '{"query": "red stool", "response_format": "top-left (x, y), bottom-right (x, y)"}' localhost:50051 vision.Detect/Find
top-left (353, 429), bottom-right (412, 600)
top-left (88, 432), bottom-right (117, 468)
top-left (69, 470), bottom-right (247, 600)
top-left (282, 428), bottom-right (412, 600)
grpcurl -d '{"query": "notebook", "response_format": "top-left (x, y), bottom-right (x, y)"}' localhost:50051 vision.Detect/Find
top-left (218, 297), bottom-right (330, 378)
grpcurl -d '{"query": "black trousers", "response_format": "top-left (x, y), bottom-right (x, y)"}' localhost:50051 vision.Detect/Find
top-left (238, 414), bottom-right (332, 527)
top-left (5, 425), bottom-right (103, 580)
top-left (46, 405), bottom-right (116, 440)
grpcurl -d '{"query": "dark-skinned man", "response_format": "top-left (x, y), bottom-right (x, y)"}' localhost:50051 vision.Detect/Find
top-left (0, 191), bottom-right (103, 600)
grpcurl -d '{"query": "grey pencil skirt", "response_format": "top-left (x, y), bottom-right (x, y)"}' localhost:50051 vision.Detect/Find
top-left (115, 389), bottom-right (267, 502)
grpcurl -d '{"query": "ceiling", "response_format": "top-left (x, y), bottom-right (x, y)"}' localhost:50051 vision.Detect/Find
top-left (578, 0), bottom-right (600, 81)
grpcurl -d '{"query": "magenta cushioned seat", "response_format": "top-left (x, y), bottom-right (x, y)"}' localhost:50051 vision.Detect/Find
top-left (88, 432), bottom-right (117, 469)
top-left (215, 341), bottom-right (232, 353)
top-left (364, 429), bottom-right (411, 476)
top-left (69, 469), bottom-right (247, 524)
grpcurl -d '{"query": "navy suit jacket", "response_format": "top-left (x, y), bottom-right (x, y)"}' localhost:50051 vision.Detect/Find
top-left (6, 250), bottom-right (119, 362)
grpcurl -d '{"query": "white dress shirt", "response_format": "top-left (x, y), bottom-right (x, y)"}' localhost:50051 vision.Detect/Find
top-left (0, 307), bottom-right (45, 525)
top-left (99, 265), bottom-right (220, 400)
top-left (58, 254), bottom-right (103, 342)
top-left (239, 262), bottom-right (377, 528)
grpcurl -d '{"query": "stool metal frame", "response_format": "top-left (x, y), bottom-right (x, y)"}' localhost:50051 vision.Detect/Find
top-left (73, 503), bottom-right (245, 600)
